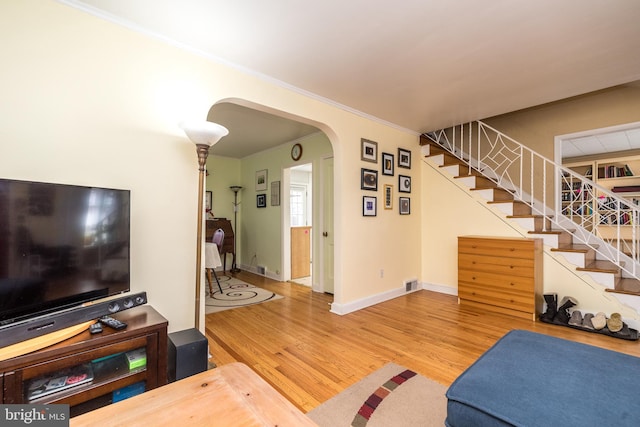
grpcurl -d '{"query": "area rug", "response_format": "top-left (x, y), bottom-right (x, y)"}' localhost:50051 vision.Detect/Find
top-left (307, 363), bottom-right (447, 427)
top-left (204, 276), bottom-right (283, 314)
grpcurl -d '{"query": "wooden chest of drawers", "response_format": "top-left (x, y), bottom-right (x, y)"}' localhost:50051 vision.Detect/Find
top-left (458, 236), bottom-right (543, 320)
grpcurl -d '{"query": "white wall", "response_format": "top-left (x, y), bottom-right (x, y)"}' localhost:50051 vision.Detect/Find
top-left (1, 1), bottom-right (421, 331)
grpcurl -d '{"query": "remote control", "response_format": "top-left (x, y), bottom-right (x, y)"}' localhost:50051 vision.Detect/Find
top-left (99, 315), bottom-right (127, 330)
top-left (89, 322), bottom-right (103, 334)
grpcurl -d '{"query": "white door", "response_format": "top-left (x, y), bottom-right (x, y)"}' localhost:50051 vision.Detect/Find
top-left (322, 157), bottom-right (334, 294)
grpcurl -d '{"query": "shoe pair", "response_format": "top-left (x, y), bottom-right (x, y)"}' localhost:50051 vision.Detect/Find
top-left (569, 311), bottom-right (602, 330)
top-left (571, 311), bottom-right (624, 333)
top-left (540, 294), bottom-right (578, 324)
top-left (554, 296), bottom-right (578, 324)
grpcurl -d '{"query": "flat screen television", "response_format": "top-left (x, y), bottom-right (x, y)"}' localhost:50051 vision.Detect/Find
top-left (0, 178), bottom-right (130, 327)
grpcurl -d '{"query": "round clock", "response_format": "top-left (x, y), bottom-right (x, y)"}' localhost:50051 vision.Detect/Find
top-left (291, 143), bottom-right (303, 161)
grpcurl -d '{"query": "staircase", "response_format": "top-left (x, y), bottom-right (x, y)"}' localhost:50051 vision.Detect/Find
top-left (420, 124), bottom-right (640, 324)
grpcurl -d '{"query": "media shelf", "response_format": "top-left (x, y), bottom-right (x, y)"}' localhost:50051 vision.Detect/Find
top-left (0, 305), bottom-right (167, 417)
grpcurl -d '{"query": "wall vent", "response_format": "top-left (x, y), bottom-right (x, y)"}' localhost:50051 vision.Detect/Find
top-left (404, 278), bottom-right (418, 292)
top-left (257, 265), bottom-right (266, 275)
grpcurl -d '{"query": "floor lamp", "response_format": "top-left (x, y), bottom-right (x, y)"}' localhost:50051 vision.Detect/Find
top-left (229, 185), bottom-right (243, 273)
top-left (181, 120), bottom-right (229, 329)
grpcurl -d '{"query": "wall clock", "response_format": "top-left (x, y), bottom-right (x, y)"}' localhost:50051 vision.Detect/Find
top-left (291, 143), bottom-right (303, 161)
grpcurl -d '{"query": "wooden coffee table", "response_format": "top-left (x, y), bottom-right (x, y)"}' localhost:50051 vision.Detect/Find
top-left (71, 362), bottom-right (317, 426)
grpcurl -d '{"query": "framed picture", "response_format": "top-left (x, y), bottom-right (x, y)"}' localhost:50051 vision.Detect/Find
top-left (205, 191), bottom-right (212, 211)
top-left (363, 196), bottom-right (377, 216)
top-left (399, 197), bottom-right (411, 215)
top-left (398, 148), bottom-right (411, 169)
top-left (382, 152), bottom-right (394, 176)
top-left (256, 194), bottom-right (267, 208)
top-left (361, 168), bottom-right (378, 191)
top-left (270, 181), bottom-right (281, 206)
top-left (399, 175), bottom-right (411, 193)
top-left (205, 191), bottom-right (213, 218)
top-left (256, 169), bottom-right (268, 191)
top-left (361, 138), bottom-right (378, 163)
top-left (384, 184), bottom-right (393, 210)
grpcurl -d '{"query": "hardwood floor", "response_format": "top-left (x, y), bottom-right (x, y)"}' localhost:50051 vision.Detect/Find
top-left (205, 271), bottom-right (640, 413)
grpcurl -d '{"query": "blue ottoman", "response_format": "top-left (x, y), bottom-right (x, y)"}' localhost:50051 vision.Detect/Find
top-left (446, 330), bottom-right (640, 426)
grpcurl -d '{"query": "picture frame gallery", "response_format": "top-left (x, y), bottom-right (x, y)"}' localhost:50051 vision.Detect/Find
top-left (360, 137), bottom-right (412, 216)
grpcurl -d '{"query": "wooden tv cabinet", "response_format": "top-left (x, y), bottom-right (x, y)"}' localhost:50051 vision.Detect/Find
top-left (0, 305), bottom-right (168, 417)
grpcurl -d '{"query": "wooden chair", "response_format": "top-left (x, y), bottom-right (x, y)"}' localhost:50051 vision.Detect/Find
top-left (205, 228), bottom-right (225, 294)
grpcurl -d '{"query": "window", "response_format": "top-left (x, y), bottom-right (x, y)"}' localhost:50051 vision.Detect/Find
top-left (290, 185), bottom-right (307, 226)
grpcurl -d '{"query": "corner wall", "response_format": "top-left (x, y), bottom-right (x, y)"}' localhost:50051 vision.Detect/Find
top-left (1, 0), bottom-right (421, 331)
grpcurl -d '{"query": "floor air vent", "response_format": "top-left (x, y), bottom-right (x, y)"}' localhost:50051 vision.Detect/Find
top-left (405, 278), bottom-right (418, 292)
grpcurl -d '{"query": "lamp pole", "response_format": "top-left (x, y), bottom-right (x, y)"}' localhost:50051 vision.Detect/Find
top-left (181, 121), bottom-right (229, 329)
top-left (229, 186), bottom-right (243, 273)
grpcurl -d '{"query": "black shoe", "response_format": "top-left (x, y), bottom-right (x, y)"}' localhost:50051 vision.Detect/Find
top-left (540, 293), bottom-right (557, 322)
top-left (553, 296), bottom-right (578, 324)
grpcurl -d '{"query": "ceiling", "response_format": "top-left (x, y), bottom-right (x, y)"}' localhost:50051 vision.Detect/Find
top-left (562, 125), bottom-right (640, 159)
top-left (205, 103), bottom-right (321, 159)
top-left (65, 0), bottom-right (640, 158)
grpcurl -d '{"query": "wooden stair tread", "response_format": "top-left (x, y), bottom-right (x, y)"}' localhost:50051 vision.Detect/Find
top-left (550, 244), bottom-right (594, 253)
top-left (453, 172), bottom-right (483, 178)
top-left (528, 230), bottom-right (563, 235)
top-left (606, 278), bottom-right (640, 296)
top-left (471, 185), bottom-right (510, 191)
top-left (577, 260), bottom-right (621, 274)
top-left (487, 200), bottom-right (527, 205)
top-left (453, 173), bottom-right (485, 179)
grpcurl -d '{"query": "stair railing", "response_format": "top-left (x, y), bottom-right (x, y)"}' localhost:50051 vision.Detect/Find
top-left (425, 121), bottom-right (640, 278)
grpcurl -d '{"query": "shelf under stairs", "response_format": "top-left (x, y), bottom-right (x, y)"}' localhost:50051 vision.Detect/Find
top-left (420, 138), bottom-right (640, 302)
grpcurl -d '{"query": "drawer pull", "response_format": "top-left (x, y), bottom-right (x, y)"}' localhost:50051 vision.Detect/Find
top-left (510, 282), bottom-right (515, 287)
top-left (510, 265), bottom-right (515, 269)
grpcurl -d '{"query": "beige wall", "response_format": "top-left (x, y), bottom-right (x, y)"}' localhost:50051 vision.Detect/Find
top-left (483, 82), bottom-right (640, 159)
top-left (0, 0), bottom-right (421, 331)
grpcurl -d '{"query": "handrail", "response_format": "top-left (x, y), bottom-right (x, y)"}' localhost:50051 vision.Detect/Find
top-left (425, 121), bottom-right (640, 278)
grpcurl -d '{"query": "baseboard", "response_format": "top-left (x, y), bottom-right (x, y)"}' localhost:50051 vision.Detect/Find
top-left (330, 286), bottom-right (418, 315)
top-left (330, 281), bottom-right (458, 315)
top-left (422, 282), bottom-right (458, 296)
top-left (239, 264), bottom-right (283, 282)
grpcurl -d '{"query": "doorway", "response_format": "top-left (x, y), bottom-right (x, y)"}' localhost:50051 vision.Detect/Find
top-left (289, 163), bottom-right (312, 286)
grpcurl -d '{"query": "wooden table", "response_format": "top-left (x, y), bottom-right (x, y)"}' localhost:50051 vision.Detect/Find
top-left (71, 362), bottom-right (317, 427)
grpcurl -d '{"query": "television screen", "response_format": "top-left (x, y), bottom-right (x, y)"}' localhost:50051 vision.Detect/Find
top-left (0, 178), bottom-right (130, 326)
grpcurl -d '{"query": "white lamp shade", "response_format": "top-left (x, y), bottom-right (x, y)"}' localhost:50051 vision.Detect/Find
top-left (180, 121), bottom-right (229, 147)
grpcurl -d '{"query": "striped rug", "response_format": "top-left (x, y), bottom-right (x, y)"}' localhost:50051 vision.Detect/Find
top-left (307, 363), bottom-right (447, 427)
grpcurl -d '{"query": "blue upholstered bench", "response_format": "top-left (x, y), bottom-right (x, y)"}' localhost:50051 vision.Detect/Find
top-left (446, 330), bottom-right (640, 426)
